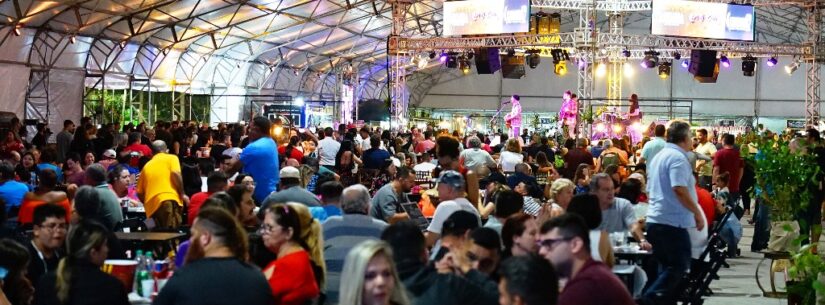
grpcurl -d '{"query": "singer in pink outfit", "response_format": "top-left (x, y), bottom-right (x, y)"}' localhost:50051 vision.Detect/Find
top-left (504, 95), bottom-right (522, 139)
top-left (559, 91), bottom-right (578, 138)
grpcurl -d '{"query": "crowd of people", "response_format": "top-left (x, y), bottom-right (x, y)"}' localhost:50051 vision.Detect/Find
top-left (0, 114), bottom-right (813, 305)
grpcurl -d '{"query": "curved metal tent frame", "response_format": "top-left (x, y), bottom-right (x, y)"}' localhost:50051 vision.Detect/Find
top-left (0, 0), bottom-right (814, 126)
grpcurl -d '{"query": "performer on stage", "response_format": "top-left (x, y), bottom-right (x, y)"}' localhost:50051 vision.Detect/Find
top-left (559, 90), bottom-right (579, 138)
top-left (504, 94), bottom-right (522, 138)
top-left (625, 93), bottom-right (643, 144)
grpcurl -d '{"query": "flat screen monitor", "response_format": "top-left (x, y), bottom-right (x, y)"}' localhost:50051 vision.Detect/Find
top-left (651, 0), bottom-right (755, 41)
top-left (442, 0), bottom-right (530, 36)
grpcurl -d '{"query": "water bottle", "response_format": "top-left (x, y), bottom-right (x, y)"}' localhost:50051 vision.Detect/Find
top-left (132, 250), bottom-right (144, 294)
top-left (141, 252), bottom-right (156, 297)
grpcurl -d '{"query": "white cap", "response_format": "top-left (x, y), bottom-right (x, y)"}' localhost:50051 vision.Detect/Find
top-left (280, 166), bottom-right (301, 179)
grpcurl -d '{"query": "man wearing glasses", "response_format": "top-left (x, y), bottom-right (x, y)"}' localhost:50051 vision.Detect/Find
top-left (26, 203), bottom-right (68, 286)
top-left (537, 214), bottom-right (634, 305)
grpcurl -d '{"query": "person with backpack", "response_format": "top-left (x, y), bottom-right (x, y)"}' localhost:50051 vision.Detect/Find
top-left (597, 139), bottom-right (628, 175)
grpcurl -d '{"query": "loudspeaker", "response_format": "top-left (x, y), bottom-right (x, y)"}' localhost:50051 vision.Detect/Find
top-left (689, 50), bottom-right (720, 83)
top-left (501, 55), bottom-right (526, 79)
top-left (475, 48), bottom-right (501, 74)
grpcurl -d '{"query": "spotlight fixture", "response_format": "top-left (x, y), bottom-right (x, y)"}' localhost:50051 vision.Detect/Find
top-left (446, 52), bottom-right (459, 68)
top-left (554, 61), bottom-right (568, 76)
top-left (467, 50), bottom-right (475, 60)
top-left (120, 40), bottom-right (128, 48)
top-left (596, 61), bottom-right (607, 77)
top-left (766, 56), bottom-right (778, 67)
top-left (785, 60), bottom-right (800, 75)
top-left (577, 58), bottom-right (587, 69)
top-left (417, 55), bottom-right (429, 69)
top-left (623, 62), bottom-right (634, 77)
top-left (507, 48), bottom-right (516, 56)
top-left (622, 48), bottom-right (631, 58)
top-left (742, 55), bottom-right (757, 77)
top-left (641, 50), bottom-right (659, 69)
top-left (461, 60), bottom-right (471, 75)
top-left (720, 55), bottom-right (730, 68)
top-left (673, 51), bottom-right (682, 60)
top-left (681, 60), bottom-right (690, 69)
top-left (69, 35), bottom-right (76, 44)
top-left (658, 62), bottom-right (671, 79)
top-left (527, 52), bottom-right (541, 69)
top-left (439, 52), bottom-right (448, 64)
top-left (13, 23), bottom-right (22, 36)
top-left (429, 51), bottom-right (437, 59)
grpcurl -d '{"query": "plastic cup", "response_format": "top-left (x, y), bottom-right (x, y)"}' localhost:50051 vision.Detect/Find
top-left (102, 260), bottom-right (138, 292)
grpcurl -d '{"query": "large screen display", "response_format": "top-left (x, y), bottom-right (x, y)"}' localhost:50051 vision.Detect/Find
top-left (442, 0), bottom-right (530, 36)
top-left (651, 0), bottom-right (755, 41)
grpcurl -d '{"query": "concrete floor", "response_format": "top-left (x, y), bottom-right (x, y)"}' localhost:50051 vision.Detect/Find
top-left (703, 222), bottom-right (815, 305)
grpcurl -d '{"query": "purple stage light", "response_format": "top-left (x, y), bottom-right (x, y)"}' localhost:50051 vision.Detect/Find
top-left (766, 57), bottom-right (778, 67)
top-left (681, 60), bottom-right (689, 68)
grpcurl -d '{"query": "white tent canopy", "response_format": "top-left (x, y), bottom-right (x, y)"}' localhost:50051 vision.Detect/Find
top-left (0, 0), bottom-right (815, 132)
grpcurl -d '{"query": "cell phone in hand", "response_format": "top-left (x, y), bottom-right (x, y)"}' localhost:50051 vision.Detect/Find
top-left (432, 247), bottom-right (449, 263)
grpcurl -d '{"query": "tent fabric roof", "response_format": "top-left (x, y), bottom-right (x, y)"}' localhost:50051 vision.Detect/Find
top-left (0, 0), bottom-right (813, 100)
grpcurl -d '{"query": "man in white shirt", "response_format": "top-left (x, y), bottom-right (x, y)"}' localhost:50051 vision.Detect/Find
top-left (317, 127), bottom-right (341, 170)
top-left (425, 170), bottom-right (481, 247)
top-left (357, 127), bottom-right (371, 154)
top-left (413, 152), bottom-right (437, 173)
top-left (459, 136), bottom-right (496, 173)
top-left (694, 128), bottom-right (717, 190)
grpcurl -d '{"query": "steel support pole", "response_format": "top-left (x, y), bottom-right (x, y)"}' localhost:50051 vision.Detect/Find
top-left (806, 3), bottom-right (822, 128)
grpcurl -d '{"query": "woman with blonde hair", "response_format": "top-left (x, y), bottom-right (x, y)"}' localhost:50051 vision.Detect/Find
top-left (339, 240), bottom-right (410, 305)
top-left (33, 220), bottom-right (128, 305)
top-left (540, 178), bottom-right (575, 222)
top-left (286, 202), bottom-right (326, 284)
top-left (498, 138), bottom-right (523, 172)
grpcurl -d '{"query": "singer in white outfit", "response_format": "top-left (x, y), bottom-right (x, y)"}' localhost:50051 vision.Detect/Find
top-left (504, 95), bottom-right (522, 139)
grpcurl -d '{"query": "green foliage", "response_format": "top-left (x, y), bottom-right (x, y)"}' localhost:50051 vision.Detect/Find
top-left (788, 245), bottom-right (825, 305)
top-left (84, 89), bottom-right (211, 124)
top-left (743, 133), bottom-right (819, 221)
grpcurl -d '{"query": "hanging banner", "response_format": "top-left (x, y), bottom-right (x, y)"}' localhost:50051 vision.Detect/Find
top-left (651, 0), bottom-right (755, 41)
top-left (442, 0), bottom-right (530, 36)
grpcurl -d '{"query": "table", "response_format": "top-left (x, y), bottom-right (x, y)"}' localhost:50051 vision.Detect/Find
top-left (614, 246), bottom-right (651, 264)
top-left (755, 251), bottom-right (791, 298)
top-left (115, 232), bottom-right (185, 241)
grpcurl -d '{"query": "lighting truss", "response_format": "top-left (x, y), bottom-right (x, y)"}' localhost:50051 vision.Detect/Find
top-left (392, 33), bottom-right (811, 57)
top-left (530, 0), bottom-right (814, 10)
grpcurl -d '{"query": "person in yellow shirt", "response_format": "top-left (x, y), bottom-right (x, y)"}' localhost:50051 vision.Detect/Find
top-left (137, 140), bottom-right (189, 229)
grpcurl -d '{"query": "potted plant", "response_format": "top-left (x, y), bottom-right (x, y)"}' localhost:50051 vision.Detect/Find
top-left (788, 244), bottom-right (825, 305)
top-left (744, 134), bottom-right (818, 253)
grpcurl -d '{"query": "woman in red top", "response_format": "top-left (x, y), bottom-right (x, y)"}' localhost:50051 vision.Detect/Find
top-left (278, 136), bottom-right (304, 164)
top-left (260, 204), bottom-right (320, 305)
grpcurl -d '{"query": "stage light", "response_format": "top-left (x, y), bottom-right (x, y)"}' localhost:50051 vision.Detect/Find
top-left (554, 61), bottom-right (568, 76)
top-left (673, 52), bottom-right (682, 60)
top-left (720, 55), bottom-right (730, 68)
top-left (467, 50), bottom-right (474, 59)
top-left (681, 60), bottom-right (689, 69)
top-left (120, 40), bottom-right (128, 48)
top-left (622, 49), bottom-right (631, 58)
top-left (623, 62), bottom-right (634, 77)
top-left (417, 56), bottom-right (429, 69)
top-left (294, 96), bottom-right (305, 107)
top-left (439, 52), bottom-right (448, 63)
top-left (596, 123), bottom-right (606, 133)
top-left (613, 124), bottom-right (623, 133)
top-left (596, 61), bottom-right (607, 77)
top-left (446, 52), bottom-right (458, 68)
top-left (459, 58), bottom-right (471, 74)
top-left (69, 35), bottom-right (76, 44)
top-left (507, 49), bottom-right (516, 56)
top-left (429, 51), bottom-right (437, 59)
top-left (13, 23), bottom-right (22, 36)
top-left (577, 59), bottom-right (586, 69)
top-left (742, 55), bottom-right (757, 77)
top-left (785, 61), bottom-right (800, 75)
top-left (767, 56), bottom-right (778, 67)
top-left (658, 62), bottom-right (671, 79)
top-left (527, 52), bottom-right (541, 69)
top-left (641, 50), bottom-right (659, 69)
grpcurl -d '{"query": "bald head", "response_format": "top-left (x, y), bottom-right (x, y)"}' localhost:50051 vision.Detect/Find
top-left (151, 140), bottom-right (168, 154)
